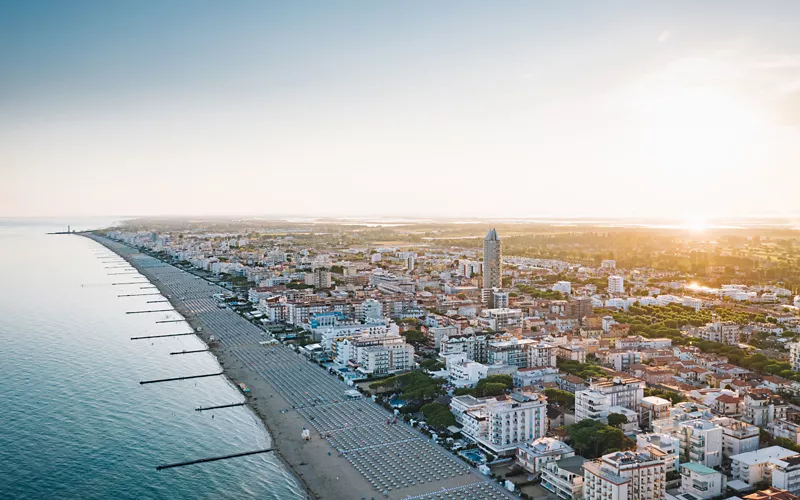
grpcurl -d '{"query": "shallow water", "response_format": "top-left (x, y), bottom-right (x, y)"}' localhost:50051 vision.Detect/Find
top-left (0, 218), bottom-right (304, 499)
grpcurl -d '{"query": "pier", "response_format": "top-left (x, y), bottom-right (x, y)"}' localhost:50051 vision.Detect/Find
top-left (112, 282), bottom-right (147, 286)
top-left (140, 372), bottom-right (223, 385)
top-left (146, 300), bottom-right (170, 304)
top-left (156, 319), bottom-right (185, 324)
top-left (118, 293), bottom-right (162, 297)
top-left (195, 402), bottom-right (245, 412)
top-left (131, 332), bottom-right (195, 340)
top-left (170, 349), bottom-right (209, 355)
top-left (126, 309), bottom-right (175, 314)
top-left (155, 449), bottom-right (273, 470)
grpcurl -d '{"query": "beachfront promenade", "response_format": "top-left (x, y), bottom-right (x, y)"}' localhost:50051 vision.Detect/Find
top-left (88, 235), bottom-right (509, 500)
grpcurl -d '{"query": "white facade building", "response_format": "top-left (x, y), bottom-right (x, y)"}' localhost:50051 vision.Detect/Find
top-left (679, 462), bottom-right (726, 500)
top-left (450, 390), bottom-right (547, 457)
top-left (608, 275), bottom-right (625, 295)
top-left (515, 437), bottom-right (574, 477)
top-left (583, 450), bottom-right (666, 500)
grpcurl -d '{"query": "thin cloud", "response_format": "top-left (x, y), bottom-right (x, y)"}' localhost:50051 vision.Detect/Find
top-left (658, 30), bottom-right (671, 43)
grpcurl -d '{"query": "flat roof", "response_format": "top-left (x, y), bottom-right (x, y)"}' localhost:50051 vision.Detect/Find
top-left (731, 446), bottom-right (797, 466)
top-left (681, 462), bottom-right (718, 475)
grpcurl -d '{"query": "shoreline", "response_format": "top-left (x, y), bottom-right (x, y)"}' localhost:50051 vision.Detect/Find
top-left (86, 236), bottom-right (332, 499)
top-left (85, 233), bottom-right (499, 500)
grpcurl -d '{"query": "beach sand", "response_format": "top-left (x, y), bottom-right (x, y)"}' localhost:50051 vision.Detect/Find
top-left (91, 236), bottom-right (491, 500)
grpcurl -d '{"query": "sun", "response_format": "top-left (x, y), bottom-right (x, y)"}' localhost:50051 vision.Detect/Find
top-left (683, 217), bottom-right (709, 233)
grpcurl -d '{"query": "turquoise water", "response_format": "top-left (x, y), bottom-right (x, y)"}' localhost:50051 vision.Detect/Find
top-left (0, 219), bottom-right (304, 499)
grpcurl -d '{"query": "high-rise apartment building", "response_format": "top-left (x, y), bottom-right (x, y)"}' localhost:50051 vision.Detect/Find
top-left (483, 229), bottom-right (502, 307)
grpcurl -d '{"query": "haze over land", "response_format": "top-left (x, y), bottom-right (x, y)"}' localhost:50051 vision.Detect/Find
top-left (2, 1), bottom-right (800, 220)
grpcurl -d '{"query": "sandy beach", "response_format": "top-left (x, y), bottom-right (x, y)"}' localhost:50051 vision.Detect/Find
top-left (88, 234), bottom-right (500, 500)
top-left (95, 239), bottom-right (374, 499)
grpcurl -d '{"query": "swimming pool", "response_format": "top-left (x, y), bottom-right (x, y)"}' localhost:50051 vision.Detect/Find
top-left (459, 449), bottom-right (485, 464)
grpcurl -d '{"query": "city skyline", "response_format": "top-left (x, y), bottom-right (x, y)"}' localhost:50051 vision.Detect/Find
top-left (3, 1), bottom-right (800, 220)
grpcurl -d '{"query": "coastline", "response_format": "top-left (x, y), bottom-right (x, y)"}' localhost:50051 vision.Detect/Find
top-left (85, 233), bottom-right (499, 500)
top-left (86, 235), bottom-right (374, 500)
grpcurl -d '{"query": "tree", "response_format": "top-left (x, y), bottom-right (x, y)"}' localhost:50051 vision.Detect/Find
top-left (607, 413), bottom-right (628, 428)
top-left (474, 375), bottom-right (513, 396)
top-left (544, 388), bottom-right (575, 409)
top-left (402, 329), bottom-right (426, 345)
top-left (421, 403), bottom-right (456, 430)
top-left (419, 359), bottom-right (444, 371)
top-left (480, 383), bottom-right (507, 397)
top-left (567, 420), bottom-right (634, 459)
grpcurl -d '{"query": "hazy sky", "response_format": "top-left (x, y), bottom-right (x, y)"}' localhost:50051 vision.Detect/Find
top-left (2, 1), bottom-right (800, 220)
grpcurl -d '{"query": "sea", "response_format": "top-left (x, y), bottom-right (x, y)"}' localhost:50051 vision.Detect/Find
top-left (0, 218), bottom-right (304, 500)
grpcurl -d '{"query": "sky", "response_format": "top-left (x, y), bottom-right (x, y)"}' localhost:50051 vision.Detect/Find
top-left (2, 1), bottom-right (800, 221)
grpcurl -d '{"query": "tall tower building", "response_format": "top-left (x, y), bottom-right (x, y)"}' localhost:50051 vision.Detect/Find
top-left (483, 229), bottom-right (502, 307)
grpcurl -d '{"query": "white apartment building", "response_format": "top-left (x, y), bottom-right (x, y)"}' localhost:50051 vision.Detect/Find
top-left (450, 391), bottom-right (547, 457)
top-left (317, 321), bottom-right (391, 351)
top-left (477, 308), bottom-right (523, 330)
top-left (514, 366), bottom-right (560, 388)
top-left (773, 454), bottom-right (800, 494)
top-left (608, 275), bottom-right (625, 295)
top-left (602, 349), bottom-right (642, 372)
top-left (676, 419), bottom-right (723, 468)
top-left (336, 333), bottom-right (414, 375)
top-left (555, 343), bottom-right (588, 363)
top-left (553, 281), bottom-right (572, 295)
top-left (638, 396), bottom-right (673, 429)
top-left (359, 299), bottom-right (383, 322)
top-left (583, 450), bottom-right (666, 500)
top-left (601, 260), bottom-right (617, 270)
top-left (541, 456), bottom-right (586, 500)
top-left (485, 338), bottom-right (556, 369)
top-left (743, 390), bottom-right (789, 427)
top-left (679, 462), bottom-right (726, 500)
top-left (730, 446), bottom-right (798, 487)
top-left (637, 433), bottom-right (680, 472)
top-left (712, 417), bottom-right (760, 462)
top-left (448, 360), bottom-right (489, 388)
top-left (492, 290), bottom-right (509, 309)
top-left (575, 390), bottom-right (612, 422)
top-left (427, 325), bottom-right (459, 350)
top-left (587, 376), bottom-right (645, 411)
top-left (304, 268), bottom-right (332, 288)
top-left (440, 332), bottom-right (495, 364)
top-left (770, 419), bottom-right (800, 446)
top-left (515, 437), bottom-right (574, 477)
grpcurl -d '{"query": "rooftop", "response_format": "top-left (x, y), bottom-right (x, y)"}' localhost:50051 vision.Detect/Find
top-left (682, 462), bottom-right (718, 475)
top-left (731, 446), bottom-right (797, 466)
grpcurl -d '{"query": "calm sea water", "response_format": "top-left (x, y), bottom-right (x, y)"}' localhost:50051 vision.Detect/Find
top-left (0, 218), bottom-right (304, 500)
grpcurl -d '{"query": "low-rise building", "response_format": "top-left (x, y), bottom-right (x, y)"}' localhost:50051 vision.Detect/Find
top-left (639, 396), bottom-right (672, 429)
top-left (731, 446), bottom-right (799, 487)
top-left (679, 462), bottom-right (726, 499)
top-left (515, 437), bottom-right (574, 477)
top-left (771, 420), bottom-right (800, 446)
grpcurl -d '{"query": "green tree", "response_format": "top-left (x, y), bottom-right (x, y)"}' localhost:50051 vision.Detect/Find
top-left (401, 329), bottom-right (426, 345)
top-left (421, 403), bottom-right (456, 430)
top-left (419, 358), bottom-right (444, 371)
top-left (479, 383), bottom-right (507, 397)
top-left (567, 420), bottom-right (634, 459)
top-left (544, 388), bottom-right (575, 409)
top-left (607, 413), bottom-right (628, 428)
